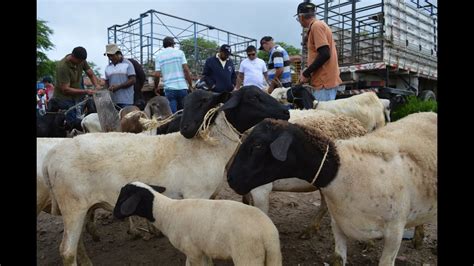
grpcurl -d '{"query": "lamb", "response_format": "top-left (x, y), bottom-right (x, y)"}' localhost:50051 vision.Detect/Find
top-left (271, 86), bottom-right (389, 131)
top-left (114, 182), bottom-right (282, 266)
top-left (42, 86), bottom-right (290, 265)
top-left (226, 112), bottom-right (437, 265)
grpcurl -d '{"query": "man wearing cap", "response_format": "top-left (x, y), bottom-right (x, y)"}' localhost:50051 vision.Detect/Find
top-left (104, 43), bottom-right (137, 109)
top-left (201, 44), bottom-right (237, 93)
top-left (154, 36), bottom-right (193, 113)
top-left (295, 1), bottom-right (342, 101)
top-left (259, 36), bottom-right (292, 94)
top-left (51, 46), bottom-right (101, 128)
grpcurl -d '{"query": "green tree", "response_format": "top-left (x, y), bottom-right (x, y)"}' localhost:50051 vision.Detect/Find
top-left (257, 42), bottom-right (301, 62)
top-left (88, 61), bottom-right (102, 78)
top-left (37, 19), bottom-right (55, 80)
top-left (179, 37), bottom-right (219, 74)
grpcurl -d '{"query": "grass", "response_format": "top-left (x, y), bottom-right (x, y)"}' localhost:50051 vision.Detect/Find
top-left (391, 96), bottom-right (437, 121)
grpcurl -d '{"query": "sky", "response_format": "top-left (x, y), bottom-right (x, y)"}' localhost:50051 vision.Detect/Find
top-left (37, 0), bottom-right (307, 78)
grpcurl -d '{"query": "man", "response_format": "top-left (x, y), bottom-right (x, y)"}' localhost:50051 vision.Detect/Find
top-left (104, 43), bottom-right (136, 109)
top-left (202, 44), bottom-right (236, 93)
top-left (51, 46), bottom-right (100, 129)
top-left (235, 45), bottom-right (269, 90)
top-left (154, 36), bottom-right (193, 113)
top-left (258, 36), bottom-right (292, 94)
top-left (42, 76), bottom-right (55, 101)
top-left (296, 1), bottom-right (342, 101)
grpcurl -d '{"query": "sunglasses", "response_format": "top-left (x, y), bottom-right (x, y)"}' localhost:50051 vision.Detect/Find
top-left (247, 53), bottom-right (256, 56)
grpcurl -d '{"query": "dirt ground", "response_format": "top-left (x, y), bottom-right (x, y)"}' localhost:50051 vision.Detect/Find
top-left (37, 183), bottom-right (437, 265)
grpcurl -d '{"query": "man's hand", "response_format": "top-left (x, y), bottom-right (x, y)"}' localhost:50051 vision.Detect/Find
top-left (85, 89), bottom-right (96, 95)
top-left (108, 85), bottom-right (118, 92)
top-left (299, 71), bottom-right (310, 84)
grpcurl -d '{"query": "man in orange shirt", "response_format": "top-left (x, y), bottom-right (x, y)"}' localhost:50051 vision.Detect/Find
top-left (296, 1), bottom-right (342, 101)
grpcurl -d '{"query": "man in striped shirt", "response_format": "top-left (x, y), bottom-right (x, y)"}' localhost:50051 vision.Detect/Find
top-left (258, 36), bottom-right (292, 93)
top-left (154, 36), bottom-right (193, 113)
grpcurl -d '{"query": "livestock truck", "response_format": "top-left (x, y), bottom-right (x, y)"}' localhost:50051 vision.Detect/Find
top-left (301, 0), bottom-right (437, 105)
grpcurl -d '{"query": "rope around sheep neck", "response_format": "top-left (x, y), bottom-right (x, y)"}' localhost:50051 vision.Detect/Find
top-left (310, 144), bottom-right (330, 186)
top-left (196, 105), bottom-right (242, 144)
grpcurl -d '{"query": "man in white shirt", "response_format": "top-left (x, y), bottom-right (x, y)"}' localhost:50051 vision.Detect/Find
top-left (235, 45), bottom-right (269, 90)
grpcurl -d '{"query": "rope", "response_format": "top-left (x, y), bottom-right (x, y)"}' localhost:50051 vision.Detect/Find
top-left (38, 96), bottom-right (90, 116)
top-left (138, 109), bottom-right (183, 131)
top-left (310, 144), bottom-right (330, 186)
top-left (195, 105), bottom-right (242, 144)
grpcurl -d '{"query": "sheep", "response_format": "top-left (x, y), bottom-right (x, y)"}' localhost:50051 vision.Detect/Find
top-left (271, 86), bottom-right (389, 131)
top-left (243, 110), bottom-right (367, 238)
top-left (42, 86), bottom-right (290, 265)
top-left (114, 182), bottom-right (282, 266)
top-left (226, 112), bottom-right (437, 265)
top-left (144, 95), bottom-right (173, 120)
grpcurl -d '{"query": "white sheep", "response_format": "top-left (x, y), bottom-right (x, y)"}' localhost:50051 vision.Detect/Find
top-left (271, 87), bottom-right (388, 131)
top-left (226, 112), bottom-right (437, 265)
top-left (114, 181), bottom-right (282, 266)
top-left (42, 112), bottom-right (242, 265)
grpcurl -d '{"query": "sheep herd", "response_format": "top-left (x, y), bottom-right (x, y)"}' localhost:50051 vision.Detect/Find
top-left (37, 85), bottom-right (437, 266)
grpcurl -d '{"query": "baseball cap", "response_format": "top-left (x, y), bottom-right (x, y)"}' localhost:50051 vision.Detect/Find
top-left (72, 46), bottom-right (87, 60)
top-left (104, 43), bottom-right (121, 56)
top-left (258, 36), bottom-right (273, 51)
top-left (295, 1), bottom-right (316, 16)
top-left (219, 44), bottom-right (232, 55)
top-left (163, 36), bottom-right (176, 47)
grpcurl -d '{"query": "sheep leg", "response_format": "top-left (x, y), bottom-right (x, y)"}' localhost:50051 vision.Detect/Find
top-left (378, 222), bottom-right (404, 266)
top-left (84, 209), bottom-right (100, 242)
top-left (248, 183), bottom-right (273, 214)
top-left (76, 235), bottom-right (92, 266)
top-left (185, 255), bottom-right (213, 266)
top-left (330, 218), bottom-right (347, 266)
top-left (299, 191), bottom-right (328, 239)
top-left (60, 210), bottom-right (88, 266)
top-left (413, 224), bottom-right (425, 250)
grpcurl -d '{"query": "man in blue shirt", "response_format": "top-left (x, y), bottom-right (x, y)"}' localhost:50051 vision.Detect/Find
top-left (201, 44), bottom-right (236, 93)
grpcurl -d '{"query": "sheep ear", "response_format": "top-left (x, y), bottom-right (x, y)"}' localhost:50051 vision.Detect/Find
top-left (149, 185), bottom-right (166, 193)
top-left (219, 92), bottom-right (242, 111)
top-left (270, 131), bottom-right (293, 161)
top-left (120, 193), bottom-right (141, 216)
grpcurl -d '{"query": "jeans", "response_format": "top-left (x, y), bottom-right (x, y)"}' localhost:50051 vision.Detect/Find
top-left (164, 89), bottom-right (188, 113)
top-left (312, 87), bottom-right (338, 101)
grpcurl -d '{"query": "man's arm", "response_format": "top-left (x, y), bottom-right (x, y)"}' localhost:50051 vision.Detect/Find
top-left (235, 72), bottom-right (244, 90)
top-left (85, 69), bottom-right (102, 89)
top-left (231, 65), bottom-right (237, 87)
top-left (302, 45), bottom-right (330, 78)
top-left (182, 63), bottom-right (193, 91)
top-left (201, 59), bottom-right (215, 89)
top-left (108, 76), bottom-right (136, 92)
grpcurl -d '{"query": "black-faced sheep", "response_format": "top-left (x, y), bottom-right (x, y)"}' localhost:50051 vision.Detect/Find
top-left (226, 112), bottom-right (437, 265)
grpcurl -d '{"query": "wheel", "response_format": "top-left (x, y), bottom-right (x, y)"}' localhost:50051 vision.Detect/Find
top-left (418, 90), bottom-right (436, 101)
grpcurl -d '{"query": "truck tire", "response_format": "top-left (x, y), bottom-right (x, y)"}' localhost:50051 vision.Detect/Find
top-left (418, 90), bottom-right (436, 101)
